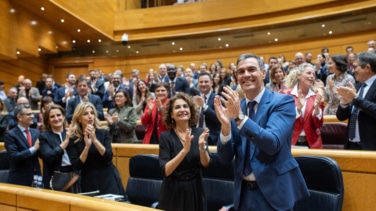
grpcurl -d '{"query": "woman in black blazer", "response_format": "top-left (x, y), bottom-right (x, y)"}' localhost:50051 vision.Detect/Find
top-left (39, 104), bottom-right (73, 189)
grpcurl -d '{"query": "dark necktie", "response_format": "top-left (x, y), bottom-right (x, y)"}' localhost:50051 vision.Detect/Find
top-left (348, 83), bottom-right (366, 141)
top-left (243, 101), bottom-right (256, 176)
top-left (25, 129), bottom-right (32, 147)
top-left (171, 81), bottom-right (176, 96)
top-left (198, 96), bottom-right (207, 128)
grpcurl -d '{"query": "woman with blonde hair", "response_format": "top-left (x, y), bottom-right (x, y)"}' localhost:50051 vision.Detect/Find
top-left (282, 63), bottom-right (324, 148)
top-left (66, 102), bottom-right (125, 195)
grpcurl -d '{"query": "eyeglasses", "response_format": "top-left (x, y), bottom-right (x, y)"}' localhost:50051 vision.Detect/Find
top-left (21, 113), bottom-right (34, 116)
top-left (114, 95), bottom-right (125, 98)
top-left (353, 64), bottom-right (366, 69)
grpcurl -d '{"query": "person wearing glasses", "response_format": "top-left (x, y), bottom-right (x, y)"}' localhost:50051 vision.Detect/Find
top-left (105, 90), bottom-right (138, 143)
top-left (8, 97), bottom-right (38, 130)
top-left (337, 52), bottom-right (376, 150)
top-left (4, 104), bottom-right (41, 186)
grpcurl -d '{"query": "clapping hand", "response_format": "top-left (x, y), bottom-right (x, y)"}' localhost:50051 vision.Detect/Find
top-left (336, 82), bottom-right (357, 105)
top-left (181, 129), bottom-right (194, 153)
top-left (199, 128), bottom-right (210, 151)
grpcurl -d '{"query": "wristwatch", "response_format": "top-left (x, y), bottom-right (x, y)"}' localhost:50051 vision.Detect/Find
top-left (234, 112), bottom-right (245, 122)
top-left (200, 144), bottom-right (209, 152)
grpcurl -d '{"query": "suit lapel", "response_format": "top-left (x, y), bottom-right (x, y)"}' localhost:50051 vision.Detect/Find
top-left (365, 80), bottom-right (376, 99)
top-left (15, 127), bottom-right (29, 148)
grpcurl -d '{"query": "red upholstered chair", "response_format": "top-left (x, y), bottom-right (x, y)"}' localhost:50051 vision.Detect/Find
top-left (320, 122), bottom-right (347, 149)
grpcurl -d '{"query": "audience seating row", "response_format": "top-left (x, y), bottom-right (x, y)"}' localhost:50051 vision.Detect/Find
top-left (126, 153), bottom-right (343, 211)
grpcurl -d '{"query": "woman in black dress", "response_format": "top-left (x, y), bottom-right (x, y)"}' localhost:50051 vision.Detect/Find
top-left (66, 102), bottom-right (125, 195)
top-left (158, 93), bottom-right (210, 211)
top-left (39, 104), bottom-right (75, 190)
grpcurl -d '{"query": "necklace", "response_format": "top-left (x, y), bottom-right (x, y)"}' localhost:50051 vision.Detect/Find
top-left (174, 128), bottom-right (191, 143)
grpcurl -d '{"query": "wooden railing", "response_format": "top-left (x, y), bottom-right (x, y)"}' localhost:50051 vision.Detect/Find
top-left (0, 183), bottom-right (160, 211)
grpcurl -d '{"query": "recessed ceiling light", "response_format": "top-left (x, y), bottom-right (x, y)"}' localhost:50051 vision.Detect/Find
top-left (274, 38), bottom-right (278, 42)
top-left (329, 31), bottom-right (333, 34)
top-left (38, 48), bottom-right (42, 52)
top-left (127, 46), bottom-right (131, 49)
top-left (30, 21), bottom-right (37, 25)
top-left (48, 31), bottom-right (53, 34)
top-left (116, 50), bottom-right (119, 52)
top-left (106, 50), bottom-right (109, 53)
top-left (16, 51), bottom-right (20, 55)
top-left (92, 50), bottom-right (95, 54)
top-left (322, 24), bottom-right (325, 27)
top-left (172, 42), bottom-right (175, 45)
top-left (9, 9), bottom-right (15, 13)
top-left (267, 32), bottom-right (271, 35)
top-left (62, 41), bottom-right (67, 45)
top-left (77, 29), bottom-right (81, 32)
top-left (136, 51), bottom-right (139, 54)
top-left (179, 47), bottom-right (183, 51)
top-left (56, 46), bottom-right (58, 49)
top-left (225, 44), bottom-right (229, 47)
top-left (87, 40), bottom-right (90, 43)
top-left (218, 37), bottom-right (221, 41)
top-left (41, 7), bottom-right (45, 11)
top-left (61, 19), bottom-right (64, 23)
top-left (72, 40), bottom-right (76, 43)
top-left (98, 39), bottom-right (102, 43)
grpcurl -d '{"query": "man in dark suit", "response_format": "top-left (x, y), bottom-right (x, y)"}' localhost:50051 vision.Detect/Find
top-left (166, 64), bottom-right (190, 96)
top-left (54, 73), bottom-right (77, 108)
top-left (214, 53), bottom-right (309, 210)
top-left (66, 76), bottom-right (104, 123)
top-left (4, 104), bottom-right (41, 186)
top-left (193, 72), bottom-right (221, 145)
top-left (337, 52), bottom-right (376, 150)
top-left (88, 69), bottom-right (105, 99)
top-left (4, 87), bottom-right (18, 112)
top-left (8, 97), bottom-right (38, 130)
top-left (102, 73), bottom-right (128, 109)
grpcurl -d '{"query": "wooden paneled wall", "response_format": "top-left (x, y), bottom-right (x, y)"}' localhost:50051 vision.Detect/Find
top-left (48, 30), bottom-right (375, 81)
top-left (0, 57), bottom-right (48, 91)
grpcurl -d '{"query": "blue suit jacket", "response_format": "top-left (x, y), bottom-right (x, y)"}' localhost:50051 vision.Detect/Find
top-left (217, 89), bottom-right (309, 210)
top-left (197, 92), bottom-right (221, 145)
top-left (66, 94), bottom-right (104, 123)
top-left (54, 86), bottom-right (78, 108)
top-left (88, 79), bottom-right (105, 99)
top-left (168, 78), bottom-right (191, 96)
top-left (4, 127), bottom-right (41, 186)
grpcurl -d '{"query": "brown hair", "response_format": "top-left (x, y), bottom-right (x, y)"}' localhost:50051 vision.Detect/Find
top-left (163, 93), bottom-right (199, 128)
top-left (42, 104), bottom-right (67, 131)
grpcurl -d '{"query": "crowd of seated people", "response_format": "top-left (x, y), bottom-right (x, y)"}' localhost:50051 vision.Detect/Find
top-left (0, 40), bottom-right (375, 150)
top-left (1, 41), bottom-right (376, 211)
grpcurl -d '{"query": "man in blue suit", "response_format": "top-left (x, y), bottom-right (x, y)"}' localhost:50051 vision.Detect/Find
top-left (66, 76), bottom-right (104, 123)
top-left (194, 72), bottom-right (221, 145)
top-left (54, 73), bottom-right (77, 108)
top-left (5, 104), bottom-right (41, 186)
top-left (214, 53), bottom-right (309, 210)
top-left (88, 69), bottom-right (105, 99)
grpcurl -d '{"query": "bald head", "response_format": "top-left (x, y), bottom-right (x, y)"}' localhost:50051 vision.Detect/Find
top-left (294, 52), bottom-right (305, 66)
top-left (17, 97), bottom-right (29, 105)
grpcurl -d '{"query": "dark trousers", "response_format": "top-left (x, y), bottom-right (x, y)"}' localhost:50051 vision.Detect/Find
top-left (236, 187), bottom-right (293, 211)
top-left (345, 141), bottom-right (362, 150)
